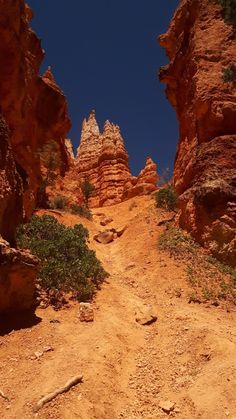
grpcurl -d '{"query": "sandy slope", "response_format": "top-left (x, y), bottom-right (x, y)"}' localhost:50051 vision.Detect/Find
top-left (0, 196), bottom-right (236, 419)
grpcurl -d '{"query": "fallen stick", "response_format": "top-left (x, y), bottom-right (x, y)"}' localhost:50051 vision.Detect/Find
top-left (33, 374), bottom-right (83, 413)
top-left (0, 390), bottom-right (10, 402)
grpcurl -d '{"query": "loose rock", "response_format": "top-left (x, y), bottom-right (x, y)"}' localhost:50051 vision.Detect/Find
top-left (100, 216), bottom-right (113, 226)
top-left (135, 306), bottom-right (157, 326)
top-left (79, 303), bottom-right (94, 322)
top-left (159, 400), bottom-right (175, 413)
top-left (94, 231), bottom-right (114, 244)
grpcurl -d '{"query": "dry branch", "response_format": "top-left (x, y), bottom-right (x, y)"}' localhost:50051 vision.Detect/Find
top-left (33, 374), bottom-right (83, 413)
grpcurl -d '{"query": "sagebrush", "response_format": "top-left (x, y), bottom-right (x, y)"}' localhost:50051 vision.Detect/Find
top-left (70, 203), bottom-right (92, 219)
top-left (158, 226), bottom-right (236, 304)
top-left (16, 215), bottom-right (108, 301)
top-left (50, 195), bottom-right (68, 210)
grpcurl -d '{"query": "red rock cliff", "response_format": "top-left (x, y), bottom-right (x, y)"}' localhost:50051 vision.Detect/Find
top-left (54, 111), bottom-right (158, 207)
top-left (0, 0), bottom-right (70, 313)
top-left (0, 2), bottom-right (71, 220)
top-left (159, 0), bottom-right (236, 266)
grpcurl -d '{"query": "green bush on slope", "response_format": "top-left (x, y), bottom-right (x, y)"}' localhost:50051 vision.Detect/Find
top-left (70, 203), bottom-right (92, 219)
top-left (216, 0), bottom-right (236, 25)
top-left (155, 185), bottom-right (178, 211)
top-left (222, 65), bottom-right (236, 84)
top-left (158, 226), bottom-right (236, 304)
top-left (16, 215), bottom-right (108, 302)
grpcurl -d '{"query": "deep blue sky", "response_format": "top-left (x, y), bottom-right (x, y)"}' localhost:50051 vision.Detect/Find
top-left (27, 0), bottom-right (179, 176)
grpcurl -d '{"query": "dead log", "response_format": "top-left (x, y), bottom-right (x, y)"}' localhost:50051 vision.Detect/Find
top-left (33, 374), bottom-right (83, 412)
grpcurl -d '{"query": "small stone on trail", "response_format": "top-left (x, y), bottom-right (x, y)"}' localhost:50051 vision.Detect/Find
top-left (100, 216), bottom-right (113, 226)
top-left (79, 303), bottom-right (94, 322)
top-left (126, 262), bottom-right (136, 270)
top-left (159, 400), bottom-right (175, 413)
top-left (114, 225), bottom-right (127, 237)
top-left (34, 351), bottom-right (43, 359)
top-left (50, 319), bottom-right (61, 324)
top-left (43, 346), bottom-right (54, 353)
top-left (135, 306), bottom-right (157, 325)
top-left (94, 231), bottom-right (114, 244)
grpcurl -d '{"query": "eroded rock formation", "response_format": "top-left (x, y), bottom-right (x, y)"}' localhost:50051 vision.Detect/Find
top-left (0, 0), bottom-right (70, 312)
top-left (159, 0), bottom-right (236, 265)
top-left (54, 111), bottom-right (158, 207)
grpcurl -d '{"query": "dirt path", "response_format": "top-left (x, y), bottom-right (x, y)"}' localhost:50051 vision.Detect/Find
top-left (0, 196), bottom-right (236, 418)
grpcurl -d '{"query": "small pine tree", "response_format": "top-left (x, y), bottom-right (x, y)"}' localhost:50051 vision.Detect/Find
top-left (222, 65), bottom-right (236, 85)
top-left (37, 140), bottom-right (61, 207)
top-left (81, 177), bottom-right (96, 205)
top-left (40, 140), bottom-right (61, 182)
top-left (217, 0), bottom-right (236, 25)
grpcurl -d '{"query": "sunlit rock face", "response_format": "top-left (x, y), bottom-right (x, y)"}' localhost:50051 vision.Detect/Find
top-left (159, 0), bottom-right (236, 266)
top-left (0, 0), bottom-right (70, 312)
top-left (55, 111), bottom-right (158, 207)
top-left (0, 1), bottom-right (71, 219)
top-left (123, 158), bottom-right (158, 200)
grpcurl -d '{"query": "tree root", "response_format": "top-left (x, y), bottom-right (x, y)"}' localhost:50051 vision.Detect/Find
top-left (33, 374), bottom-right (83, 413)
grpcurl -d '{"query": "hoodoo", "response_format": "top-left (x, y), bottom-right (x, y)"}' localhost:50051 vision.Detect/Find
top-left (51, 110), bottom-right (158, 207)
top-left (159, 0), bottom-right (236, 266)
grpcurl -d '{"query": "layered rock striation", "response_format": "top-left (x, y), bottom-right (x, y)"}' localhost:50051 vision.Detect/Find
top-left (55, 111), bottom-right (158, 207)
top-left (0, 0), bottom-right (70, 312)
top-left (159, 0), bottom-right (236, 265)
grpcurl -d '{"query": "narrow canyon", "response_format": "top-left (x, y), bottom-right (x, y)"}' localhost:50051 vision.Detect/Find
top-left (0, 1), bottom-right (235, 418)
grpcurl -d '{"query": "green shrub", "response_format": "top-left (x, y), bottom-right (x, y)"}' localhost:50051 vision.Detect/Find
top-left (16, 215), bottom-right (108, 301)
top-left (70, 203), bottom-right (92, 219)
top-left (158, 225), bottom-right (236, 304)
top-left (50, 195), bottom-right (68, 210)
top-left (155, 185), bottom-right (178, 211)
top-left (222, 65), bottom-right (236, 84)
top-left (217, 0), bottom-right (236, 25)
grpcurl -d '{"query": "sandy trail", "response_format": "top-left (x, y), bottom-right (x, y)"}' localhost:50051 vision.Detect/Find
top-left (0, 196), bottom-right (236, 419)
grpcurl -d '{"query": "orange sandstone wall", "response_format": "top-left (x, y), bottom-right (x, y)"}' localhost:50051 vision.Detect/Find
top-left (0, 1), bottom-right (71, 220)
top-left (159, 0), bottom-right (236, 266)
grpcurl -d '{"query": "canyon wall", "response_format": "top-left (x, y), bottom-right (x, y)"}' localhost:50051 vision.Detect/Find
top-left (51, 111), bottom-right (158, 207)
top-left (0, 0), bottom-right (70, 313)
top-left (159, 0), bottom-right (236, 266)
